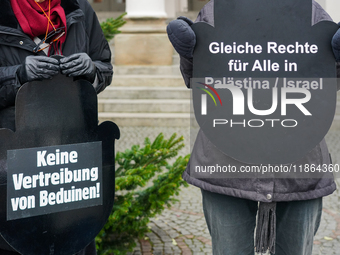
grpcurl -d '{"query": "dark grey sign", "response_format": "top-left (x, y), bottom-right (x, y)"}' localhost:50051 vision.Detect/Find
top-left (191, 0), bottom-right (338, 164)
top-left (7, 142), bottom-right (102, 221)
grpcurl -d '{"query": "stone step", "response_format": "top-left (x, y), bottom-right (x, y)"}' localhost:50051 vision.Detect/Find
top-left (113, 63), bottom-right (181, 76)
top-left (333, 100), bottom-right (340, 116)
top-left (173, 54), bottom-right (180, 65)
top-left (111, 74), bottom-right (185, 87)
top-left (98, 99), bottom-right (190, 113)
top-left (98, 86), bottom-right (191, 99)
top-left (98, 112), bottom-right (191, 127)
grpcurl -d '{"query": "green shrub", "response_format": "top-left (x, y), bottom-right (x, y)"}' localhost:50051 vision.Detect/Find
top-left (100, 12), bottom-right (127, 41)
top-left (96, 133), bottom-right (190, 255)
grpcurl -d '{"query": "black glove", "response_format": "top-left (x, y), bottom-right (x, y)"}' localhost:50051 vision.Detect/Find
top-left (59, 53), bottom-right (97, 83)
top-left (167, 16), bottom-right (196, 59)
top-left (332, 24), bottom-right (340, 62)
top-left (17, 55), bottom-right (60, 85)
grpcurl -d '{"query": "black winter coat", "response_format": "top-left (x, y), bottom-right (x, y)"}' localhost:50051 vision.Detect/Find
top-left (181, 0), bottom-right (337, 202)
top-left (0, 0), bottom-right (113, 131)
top-left (0, 0), bottom-right (112, 254)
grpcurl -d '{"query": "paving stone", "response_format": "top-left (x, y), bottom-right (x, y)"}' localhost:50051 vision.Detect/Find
top-left (125, 128), bottom-right (340, 254)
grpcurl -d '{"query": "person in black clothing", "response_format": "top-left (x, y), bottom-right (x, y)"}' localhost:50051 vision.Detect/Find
top-left (0, 0), bottom-right (113, 254)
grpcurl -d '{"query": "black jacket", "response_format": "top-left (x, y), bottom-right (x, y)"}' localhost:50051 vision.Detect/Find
top-left (0, 0), bottom-right (112, 254)
top-left (0, 0), bottom-right (113, 131)
top-left (181, 0), bottom-right (337, 202)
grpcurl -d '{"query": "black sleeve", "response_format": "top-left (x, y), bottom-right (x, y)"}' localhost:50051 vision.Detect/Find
top-left (0, 65), bottom-right (21, 110)
top-left (81, 0), bottom-right (113, 94)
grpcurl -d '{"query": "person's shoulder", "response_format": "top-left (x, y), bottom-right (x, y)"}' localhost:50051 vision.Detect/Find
top-left (196, 0), bottom-right (214, 24)
top-left (312, 0), bottom-right (322, 9)
top-left (75, 0), bottom-right (90, 9)
top-left (312, 0), bottom-right (333, 23)
top-left (65, 0), bottom-right (92, 12)
top-left (201, 0), bottom-right (214, 14)
top-left (61, 0), bottom-right (84, 15)
top-left (312, 0), bottom-right (324, 14)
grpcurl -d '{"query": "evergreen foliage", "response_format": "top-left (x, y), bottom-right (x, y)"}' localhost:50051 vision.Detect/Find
top-left (100, 12), bottom-right (127, 41)
top-left (96, 133), bottom-right (190, 255)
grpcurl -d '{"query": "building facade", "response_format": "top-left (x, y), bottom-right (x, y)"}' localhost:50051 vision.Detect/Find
top-left (89, 0), bottom-right (340, 21)
top-left (89, 0), bottom-right (208, 15)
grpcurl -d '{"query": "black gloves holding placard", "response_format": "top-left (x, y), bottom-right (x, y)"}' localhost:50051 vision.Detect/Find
top-left (17, 53), bottom-right (97, 85)
top-left (167, 16), bottom-right (196, 59)
top-left (17, 55), bottom-right (60, 85)
top-left (59, 53), bottom-right (97, 83)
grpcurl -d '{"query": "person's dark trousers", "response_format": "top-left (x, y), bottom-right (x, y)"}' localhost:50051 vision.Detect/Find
top-left (201, 189), bottom-right (322, 255)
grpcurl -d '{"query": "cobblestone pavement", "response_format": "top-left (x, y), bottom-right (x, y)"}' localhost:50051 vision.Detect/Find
top-left (117, 126), bottom-right (340, 255)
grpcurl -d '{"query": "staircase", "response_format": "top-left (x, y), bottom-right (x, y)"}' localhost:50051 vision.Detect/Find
top-left (98, 60), bottom-right (340, 129)
top-left (98, 54), bottom-right (191, 127)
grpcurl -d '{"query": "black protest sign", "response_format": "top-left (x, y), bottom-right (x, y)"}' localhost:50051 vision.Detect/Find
top-left (0, 74), bottom-right (120, 255)
top-left (7, 142), bottom-right (102, 220)
top-left (191, 0), bottom-right (338, 164)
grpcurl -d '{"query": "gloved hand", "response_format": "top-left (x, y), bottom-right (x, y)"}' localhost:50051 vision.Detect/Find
top-left (167, 16), bottom-right (196, 59)
top-left (332, 25), bottom-right (340, 61)
top-left (17, 55), bottom-right (60, 85)
top-left (59, 53), bottom-right (97, 83)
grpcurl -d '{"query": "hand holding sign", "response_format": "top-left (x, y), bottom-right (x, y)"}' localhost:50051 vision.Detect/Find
top-left (60, 53), bottom-right (97, 84)
top-left (167, 16), bottom-right (196, 59)
top-left (191, 0), bottom-right (338, 164)
top-left (17, 56), bottom-right (60, 85)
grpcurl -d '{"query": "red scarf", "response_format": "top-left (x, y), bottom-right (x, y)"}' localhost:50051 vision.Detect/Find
top-left (10, 0), bottom-right (67, 54)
